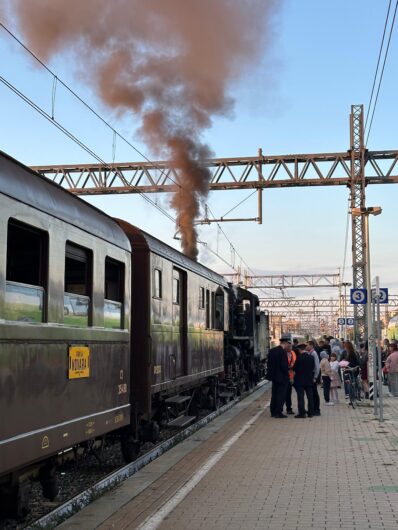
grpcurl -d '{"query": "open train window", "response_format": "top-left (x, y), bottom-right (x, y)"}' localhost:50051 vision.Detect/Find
top-left (153, 269), bottom-right (162, 299)
top-left (64, 242), bottom-right (92, 327)
top-left (104, 257), bottom-right (124, 329)
top-left (5, 219), bottom-right (47, 323)
top-left (105, 258), bottom-right (124, 302)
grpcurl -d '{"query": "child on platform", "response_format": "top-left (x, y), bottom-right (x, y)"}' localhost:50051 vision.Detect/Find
top-left (320, 351), bottom-right (333, 405)
top-left (330, 352), bottom-right (340, 403)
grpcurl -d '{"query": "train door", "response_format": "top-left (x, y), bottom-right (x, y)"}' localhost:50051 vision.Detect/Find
top-left (172, 267), bottom-right (187, 378)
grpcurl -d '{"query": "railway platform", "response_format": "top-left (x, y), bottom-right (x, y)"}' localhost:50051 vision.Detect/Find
top-left (59, 384), bottom-right (398, 530)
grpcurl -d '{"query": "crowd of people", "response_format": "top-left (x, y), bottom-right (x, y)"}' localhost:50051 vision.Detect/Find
top-left (266, 334), bottom-right (398, 418)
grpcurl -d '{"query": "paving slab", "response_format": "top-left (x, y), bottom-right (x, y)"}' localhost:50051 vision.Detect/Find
top-left (60, 386), bottom-right (398, 529)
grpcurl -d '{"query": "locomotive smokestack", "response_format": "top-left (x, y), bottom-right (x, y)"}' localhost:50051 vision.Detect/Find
top-left (9, 0), bottom-right (280, 260)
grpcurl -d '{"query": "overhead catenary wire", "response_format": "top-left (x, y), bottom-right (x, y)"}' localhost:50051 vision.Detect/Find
top-left (0, 73), bottom-right (176, 224)
top-left (364, 0), bottom-right (392, 132)
top-left (219, 189), bottom-right (258, 219)
top-left (204, 204), bottom-right (276, 299)
top-left (0, 20), bottom-right (183, 191)
top-left (365, 0), bottom-right (398, 144)
top-left (0, 21), bottom-right (257, 277)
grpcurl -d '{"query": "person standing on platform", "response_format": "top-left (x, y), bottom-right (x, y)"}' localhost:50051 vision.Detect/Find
top-left (306, 341), bottom-right (321, 415)
top-left (385, 342), bottom-right (398, 395)
top-left (330, 353), bottom-right (340, 403)
top-left (359, 342), bottom-right (369, 398)
top-left (284, 343), bottom-right (297, 415)
top-left (320, 351), bottom-right (333, 405)
top-left (342, 341), bottom-right (360, 400)
top-left (382, 339), bottom-right (390, 385)
top-left (293, 344), bottom-right (315, 418)
top-left (267, 336), bottom-right (290, 418)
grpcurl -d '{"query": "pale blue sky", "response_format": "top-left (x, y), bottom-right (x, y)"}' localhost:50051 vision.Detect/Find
top-left (0, 0), bottom-right (397, 300)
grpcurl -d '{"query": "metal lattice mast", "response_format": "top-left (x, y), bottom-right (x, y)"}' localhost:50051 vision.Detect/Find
top-left (350, 105), bottom-right (366, 342)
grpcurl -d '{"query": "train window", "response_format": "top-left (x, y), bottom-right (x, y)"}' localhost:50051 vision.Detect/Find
top-left (104, 258), bottom-right (124, 329)
top-left (211, 292), bottom-right (216, 328)
top-left (6, 220), bottom-right (47, 287)
top-left (105, 258), bottom-right (124, 301)
top-left (64, 243), bottom-right (92, 327)
top-left (205, 289), bottom-right (210, 328)
top-left (173, 276), bottom-right (180, 304)
top-left (5, 220), bottom-right (47, 323)
top-left (215, 289), bottom-right (224, 330)
top-left (199, 287), bottom-right (205, 309)
top-left (154, 269), bottom-right (162, 299)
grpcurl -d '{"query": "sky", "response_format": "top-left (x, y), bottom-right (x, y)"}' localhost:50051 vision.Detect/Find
top-left (0, 0), bottom-right (397, 307)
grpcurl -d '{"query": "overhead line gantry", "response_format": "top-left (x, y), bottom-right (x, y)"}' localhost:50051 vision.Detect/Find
top-left (32, 149), bottom-right (398, 195)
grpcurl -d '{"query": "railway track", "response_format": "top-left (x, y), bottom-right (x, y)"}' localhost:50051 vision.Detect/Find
top-left (2, 381), bottom-right (268, 530)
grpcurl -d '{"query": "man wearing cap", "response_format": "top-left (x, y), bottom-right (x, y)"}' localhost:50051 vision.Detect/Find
top-left (293, 343), bottom-right (315, 418)
top-left (267, 335), bottom-right (290, 418)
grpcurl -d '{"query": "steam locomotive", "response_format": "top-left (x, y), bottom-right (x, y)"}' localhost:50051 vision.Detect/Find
top-left (0, 150), bottom-right (269, 517)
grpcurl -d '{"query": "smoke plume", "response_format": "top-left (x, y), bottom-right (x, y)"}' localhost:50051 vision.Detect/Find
top-left (8, 0), bottom-right (279, 260)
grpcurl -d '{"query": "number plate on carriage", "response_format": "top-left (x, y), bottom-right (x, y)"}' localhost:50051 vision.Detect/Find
top-left (68, 346), bottom-right (90, 379)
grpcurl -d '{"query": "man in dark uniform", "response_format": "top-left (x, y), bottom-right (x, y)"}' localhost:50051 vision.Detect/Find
top-left (293, 343), bottom-right (315, 418)
top-left (267, 336), bottom-right (290, 418)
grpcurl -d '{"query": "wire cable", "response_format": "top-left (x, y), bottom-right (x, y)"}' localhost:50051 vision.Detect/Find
top-left (0, 73), bottom-right (176, 223)
top-left (365, 0), bottom-right (398, 144)
top-left (0, 21), bottom-right (184, 191)
top-left (204, 204), bottom-right (276, 298)
top-left (364, 0), bottom-right (392, 131)
top-left (218, 189), bottom-right (258, 219)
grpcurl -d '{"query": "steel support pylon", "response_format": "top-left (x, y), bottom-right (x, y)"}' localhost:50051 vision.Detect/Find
top-left (350, 105), bottom-right (366, 342)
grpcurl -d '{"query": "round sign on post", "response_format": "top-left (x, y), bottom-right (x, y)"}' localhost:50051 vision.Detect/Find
top-left (350, 288), bottom-right (367, 305)
top-left (379, 289), bottom-right (388, 304)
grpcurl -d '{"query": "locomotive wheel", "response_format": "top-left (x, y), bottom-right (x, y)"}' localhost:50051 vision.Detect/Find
top-left (121, 435), bottom-right (140, 462)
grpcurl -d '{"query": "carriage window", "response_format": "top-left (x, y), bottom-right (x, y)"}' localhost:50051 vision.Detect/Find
top-left (205, 289), bottom-right (210, 328)
top-left (5, 220), bottom-right (47, 323)
top-left (154, 269), bottom-right (162, 299)
top-left (215, 290), bottom-right (224, 330)
top-left (199, 287), bottom-right (205, 309)
top-left (104, 258), bottom-right (124, 329)
top-left (173, 276), bottom-right (180, 304)
top-left (211, 292), bottom-right (216, 328)
top-left (64, 243), bottom-right (91, 327)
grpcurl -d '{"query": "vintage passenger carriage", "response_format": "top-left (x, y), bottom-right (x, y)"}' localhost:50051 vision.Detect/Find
top-left (0, 151), bottom-right (132, 514)
top-left (115, 221), bottom-right (229, 455)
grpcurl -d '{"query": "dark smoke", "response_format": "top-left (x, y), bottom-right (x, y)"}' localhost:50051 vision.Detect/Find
top-left (7, 0), bottom-right (279, 260)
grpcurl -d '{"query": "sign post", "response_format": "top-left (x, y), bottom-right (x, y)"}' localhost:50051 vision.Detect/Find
top-left (351, 287), bottom-right (375, 404)
top-left (372, 277), bottom-right (386, 422)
